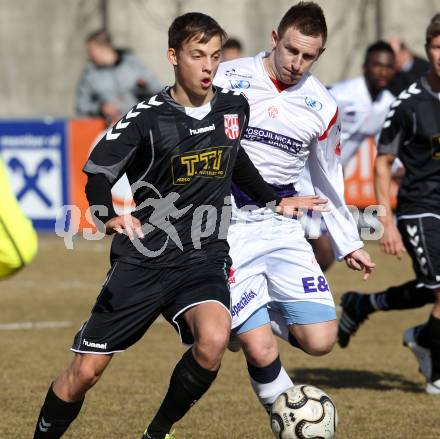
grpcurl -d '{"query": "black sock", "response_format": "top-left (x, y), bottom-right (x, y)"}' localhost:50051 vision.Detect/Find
top-left (33, 384), bottom-right (84, 439)
top-left (369, 280), bottom-right (434, 312)
top-left (427, 315), bottom-right (440, 381)
top-left (247, 356), bottom-right (282, 384)
top-left (146, 349), bottom-right (219, 438)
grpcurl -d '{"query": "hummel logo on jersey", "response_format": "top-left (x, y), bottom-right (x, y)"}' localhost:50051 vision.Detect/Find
top-left (189, 124), bottom-right (215, 136)
top-left (83, 339), bottom-right (107, 349)
top-left (39, 417), bottom-right (51, 432)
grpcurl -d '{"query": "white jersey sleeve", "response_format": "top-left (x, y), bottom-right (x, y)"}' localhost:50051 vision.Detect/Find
top-left (308, 109), bottom-right (363, 260)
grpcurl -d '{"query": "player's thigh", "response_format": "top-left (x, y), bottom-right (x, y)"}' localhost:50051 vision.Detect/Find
top-left (290, 320), bottom-right (337, 346)
top-left (398, 216), bottom-right (440, 289)
top-left (162, 261), bottom-right (232, 346)
top-left (184, 301), bottom-right (231, 345)
top-left (71, 261), bottom-right (163, 355)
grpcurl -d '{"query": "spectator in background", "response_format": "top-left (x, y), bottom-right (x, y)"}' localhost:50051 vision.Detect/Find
top-left (387, 35), bottom-right (430, 95)
top-left (75, 29), bottom-right (161, 124)
top-left (329, 40), bottom-right (396, 167)
top-left (221, 37), bottom-right (243, 61)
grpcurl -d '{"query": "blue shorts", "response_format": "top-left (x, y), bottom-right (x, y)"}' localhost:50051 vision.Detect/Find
top-left (233, 306), bottom-right (270, 335)
top-left (232, 300), bottom-right (336, 335)
top-left (269, 300), bottom-right (336, 325)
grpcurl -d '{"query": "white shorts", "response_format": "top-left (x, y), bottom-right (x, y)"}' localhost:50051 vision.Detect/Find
top-left (228, 218), bottom-right (336, 330)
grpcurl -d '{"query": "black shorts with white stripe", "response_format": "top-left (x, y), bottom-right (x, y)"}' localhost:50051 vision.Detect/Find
top-left (398, 215), bottom-right (440, 289)
top-left (71, 256), bottom-right (232, 353)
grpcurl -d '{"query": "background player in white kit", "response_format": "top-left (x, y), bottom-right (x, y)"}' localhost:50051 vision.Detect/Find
top-left (329, 40), bottom-right (396, 167)
top-left (214, 1), bottom-right (375, 410)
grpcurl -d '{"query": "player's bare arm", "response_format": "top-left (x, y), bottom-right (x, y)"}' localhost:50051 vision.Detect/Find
top-left (374, 153), bottom-right (406, 257)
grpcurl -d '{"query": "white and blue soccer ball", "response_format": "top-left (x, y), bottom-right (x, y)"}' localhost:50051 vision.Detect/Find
top-left (270, 385), bottom-right (338, 439)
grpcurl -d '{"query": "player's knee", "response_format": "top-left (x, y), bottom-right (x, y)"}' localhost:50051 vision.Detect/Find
top-left (302, 332), bottom-right (336, 356)
top-left (291, 323), bottom-right (337, 356)
top-left (194, 330), bottom-right (229, 366)
top-left (73, 362), bottom-right (105, 390)
top-left (242, 338), bottom-right (278, 366)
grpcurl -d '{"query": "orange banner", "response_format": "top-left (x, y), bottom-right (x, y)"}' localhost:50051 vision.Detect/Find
top-left (68, 119), bottom-right (106, 229)
top-left (344, 137), bottom-right (398, 209)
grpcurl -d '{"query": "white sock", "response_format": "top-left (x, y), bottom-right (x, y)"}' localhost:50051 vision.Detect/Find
top-left (250, 367), bottom-right (293, 411)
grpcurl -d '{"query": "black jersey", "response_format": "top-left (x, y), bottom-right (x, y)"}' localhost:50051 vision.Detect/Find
top-left (84, 86), bottom-right (277, 267)
top-left (377, 77), bottom-right (440, 216)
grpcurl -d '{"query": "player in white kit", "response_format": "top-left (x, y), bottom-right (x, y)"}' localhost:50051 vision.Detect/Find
top-left (214, 1), bottom-right (375, 411)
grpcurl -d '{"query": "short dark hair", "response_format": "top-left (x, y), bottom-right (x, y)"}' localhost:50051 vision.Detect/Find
top-left (426, 13), bottom-right (440, 45)
top-left (277, 2), bottom-right (327, 45)
top-left (364, 40), bottom-right (395, 64)
top-left (223, 38), bottom-right (243, 51)
top-left (168, 12), bottom-right (227, 51)
top-left (86, 29), bottom-right (112, 46)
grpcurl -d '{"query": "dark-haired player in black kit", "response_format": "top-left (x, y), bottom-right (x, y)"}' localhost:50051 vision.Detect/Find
top-left (32, 12), bottom-right (325, 439)
top-left (338, 14), bottom-right (440, 394)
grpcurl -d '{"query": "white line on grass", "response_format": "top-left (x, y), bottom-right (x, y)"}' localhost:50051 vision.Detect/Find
top-left (3, 280), bottom-right (98, 290)
top-left (0, 316), bottom-right (166, 331)
top-left (0, 321), bottom-right (73, 330)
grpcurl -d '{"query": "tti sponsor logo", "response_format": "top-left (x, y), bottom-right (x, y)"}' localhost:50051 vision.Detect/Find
top-left (172, 146), bottom-right (230, 185)
top-left (231, 290), bottom-right (257, 317)
top-left (83, 339), bottom-right (108, 350)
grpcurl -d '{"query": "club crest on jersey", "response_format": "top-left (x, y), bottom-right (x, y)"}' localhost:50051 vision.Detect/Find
top-left (224, 114), bottom-right (240, 139)
top-left (268, 106), bottom-right (278, 118)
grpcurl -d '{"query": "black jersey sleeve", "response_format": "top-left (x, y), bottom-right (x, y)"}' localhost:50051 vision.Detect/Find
top-left (82, 106), bottom-right (151, 228)
top-left (84, 173), bottom-right (118, 228)
top-left (377, 103), bottom-right (410, 156)
top-left (232, 147), bottom-right (282, 206)
top-left (83, 110), bottom-right (149, 185)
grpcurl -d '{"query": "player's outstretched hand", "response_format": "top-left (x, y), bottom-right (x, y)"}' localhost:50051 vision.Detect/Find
top-left (276, 195), bottom-right (329, 218)
top-left (344, 249), bottom-right (375, 280)
top-left (105, 214), bottom-right (145, 240)
top-left (379, 222), bottom-right (406, 258)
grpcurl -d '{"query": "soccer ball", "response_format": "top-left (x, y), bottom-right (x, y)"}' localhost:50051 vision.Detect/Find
top-left (270, 385), bottom-right (338, 439)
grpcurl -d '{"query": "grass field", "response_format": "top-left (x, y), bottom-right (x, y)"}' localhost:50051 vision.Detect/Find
top-left (2, 234), bottom-right (440, 438)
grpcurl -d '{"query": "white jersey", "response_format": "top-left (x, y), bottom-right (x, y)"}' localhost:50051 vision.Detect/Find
top-left (214, 52), bottom-right (362, 260)
top-left (329, 76), bottom-right (395, 166)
